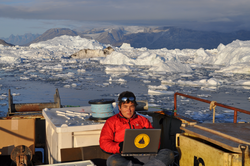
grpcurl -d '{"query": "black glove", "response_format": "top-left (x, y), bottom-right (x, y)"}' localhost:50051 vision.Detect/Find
top-left (119, 142), bottom-right (124, 153)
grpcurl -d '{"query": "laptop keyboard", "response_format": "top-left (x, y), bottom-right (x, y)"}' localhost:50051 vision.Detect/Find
top-left (121, 153), bottom-right (157, 156)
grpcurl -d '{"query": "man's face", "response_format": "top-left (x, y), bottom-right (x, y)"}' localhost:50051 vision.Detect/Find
top-left (119, 102), bottom-right (136, 119)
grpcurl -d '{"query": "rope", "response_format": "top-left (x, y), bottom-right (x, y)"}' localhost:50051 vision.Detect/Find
top-left (209, 101), bottom-right (217, 123)
top-left (90, 103), bottom-right (114, 118)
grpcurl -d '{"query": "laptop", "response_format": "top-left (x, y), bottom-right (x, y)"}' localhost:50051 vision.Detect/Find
top-left (121, 129), bottom-right (161, 156)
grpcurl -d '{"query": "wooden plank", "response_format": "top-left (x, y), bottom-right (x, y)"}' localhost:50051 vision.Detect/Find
top-left (194, 123), bottom-right (250, 145)
top-left (180, 126), bottom-right (242, 153)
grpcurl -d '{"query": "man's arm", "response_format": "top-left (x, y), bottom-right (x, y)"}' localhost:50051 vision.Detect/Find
top-left (99, 119), bottom-right (121, 154)
top-left (140, 115), bottom-right (154, 129)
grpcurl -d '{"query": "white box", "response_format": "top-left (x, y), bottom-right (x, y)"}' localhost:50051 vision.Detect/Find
top-left (43, 107), bottom-right (104, 164)
top-left (36, 160), bottom-right (95, 166)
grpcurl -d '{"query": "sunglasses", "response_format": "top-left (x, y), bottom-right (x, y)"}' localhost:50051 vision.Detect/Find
top-left (120, 97), bottom-right (135, 102)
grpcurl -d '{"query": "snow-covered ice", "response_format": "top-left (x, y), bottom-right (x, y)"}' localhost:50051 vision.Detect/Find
top-left (1, 35), bottom-right (250, 123)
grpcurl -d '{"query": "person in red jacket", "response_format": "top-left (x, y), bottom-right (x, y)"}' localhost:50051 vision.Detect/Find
top-left (99, 91), bottom-right (174, 166)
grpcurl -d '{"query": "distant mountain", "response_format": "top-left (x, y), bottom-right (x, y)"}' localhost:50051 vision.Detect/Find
top-left (28, 28), bottom-right (91, 45)
top-left (3, 26), bottom-right (250, 49)
top-left (1, 33), bottom-right (40, 46)
top-left (0, 39), bottom-right (14, 46)
top-left (92, 27), bottom-right (250, 49)
top-left (95, 28), bottom-right (124, 46)
top-left (82, 27), bottom-right (250, 49)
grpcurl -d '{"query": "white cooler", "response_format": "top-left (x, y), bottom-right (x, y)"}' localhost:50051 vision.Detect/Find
top-left (42, 106), bottom-right (104, 164)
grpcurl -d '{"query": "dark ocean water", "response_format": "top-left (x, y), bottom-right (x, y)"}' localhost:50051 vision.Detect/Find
top-left (0, 60), bottom-right (250, 122)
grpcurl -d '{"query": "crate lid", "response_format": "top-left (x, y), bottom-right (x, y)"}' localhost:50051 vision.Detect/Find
top-left (180, 123), bottom-right (250, 153)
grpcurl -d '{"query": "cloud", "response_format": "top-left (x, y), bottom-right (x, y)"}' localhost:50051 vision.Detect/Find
top-left (0, 0), bottom-right (249, 22)
top-left (0, 0), bottom-right (250, 37)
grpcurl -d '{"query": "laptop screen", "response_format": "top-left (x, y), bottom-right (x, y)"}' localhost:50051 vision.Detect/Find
top-left (122, 129), bottom-right (161, 156)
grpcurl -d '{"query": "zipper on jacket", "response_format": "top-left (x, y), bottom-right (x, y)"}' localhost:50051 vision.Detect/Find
top-left (129, 120), bottom-right (132, 129)
top-left (128, 120), bottom-right (135, 129)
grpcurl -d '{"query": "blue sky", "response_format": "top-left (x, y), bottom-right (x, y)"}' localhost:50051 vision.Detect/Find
top-left (1, 0), bottom-right (250, 38)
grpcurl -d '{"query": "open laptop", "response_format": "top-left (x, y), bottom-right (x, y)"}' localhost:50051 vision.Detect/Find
top-left (121, 129), bottom-right (161, 156)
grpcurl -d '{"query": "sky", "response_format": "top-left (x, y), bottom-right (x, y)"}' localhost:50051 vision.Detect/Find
top-left (0, 0), bottom-right (250, 38)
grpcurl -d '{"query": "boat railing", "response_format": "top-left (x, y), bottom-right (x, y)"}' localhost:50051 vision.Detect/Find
top-left (174, 92), bottom-right (250, 123)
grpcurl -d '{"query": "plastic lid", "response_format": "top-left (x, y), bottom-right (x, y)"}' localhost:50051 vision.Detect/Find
top-left (88, 98), bottom-right (115, 104)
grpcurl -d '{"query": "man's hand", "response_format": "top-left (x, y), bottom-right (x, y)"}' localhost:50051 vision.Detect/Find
top-left (119, 142), bottom-right (124, 153)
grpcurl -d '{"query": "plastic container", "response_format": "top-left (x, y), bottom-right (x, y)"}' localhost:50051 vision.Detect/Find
top-left (42, 107), bottom-right (104, 164)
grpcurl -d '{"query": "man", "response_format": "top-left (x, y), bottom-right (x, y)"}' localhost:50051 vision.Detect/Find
top-left (99, 91), bottom-right (174, 166)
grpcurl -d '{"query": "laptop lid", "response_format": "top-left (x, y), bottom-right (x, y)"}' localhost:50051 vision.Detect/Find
top-left (122, 129), bottom-right (161, 155)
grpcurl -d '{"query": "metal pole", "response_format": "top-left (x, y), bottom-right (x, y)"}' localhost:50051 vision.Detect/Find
top-left (234, 111), bottom-right (238, 123)
top-left (174, 93), bottom-right (177, 116)
top-left (240, 144), bottom-right (246, 166)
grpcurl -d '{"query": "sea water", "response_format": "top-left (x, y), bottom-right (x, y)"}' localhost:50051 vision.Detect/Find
top-left (0, 60), bottom-right (250, 123)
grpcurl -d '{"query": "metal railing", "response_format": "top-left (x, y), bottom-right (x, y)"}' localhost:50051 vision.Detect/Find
top-left (174, 92), bottom-right (250, 123)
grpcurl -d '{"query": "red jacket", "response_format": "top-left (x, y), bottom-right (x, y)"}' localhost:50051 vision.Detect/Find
top-left (99, 112), bottom-right (153, 154)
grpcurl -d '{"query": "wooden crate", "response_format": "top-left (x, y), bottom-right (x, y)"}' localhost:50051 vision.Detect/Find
top-left (176, 123), bottom-right (250, 166)
top-left (0, 119), bottom-right (35, 155)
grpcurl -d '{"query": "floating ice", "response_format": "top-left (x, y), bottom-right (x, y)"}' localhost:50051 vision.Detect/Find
top-left (148, 85), bottom-right (170, 90)
top-left (223, 109), bottom-right (234, 113)
top-left (189, 111), bottom-right (211, 122)
top-left (103, 83), bottom-right (110, 86)
top-left (54, 72), bottom-right (75, 79)
top-left (0, 95), bottom-right (7, 100)
top-left (148, 89), bottom-right (174, 95)
top-left (215, 63), bottom-right (250, 74)
top-left (12, 93), bottom-right (20, 96)
top-left (71, 83), bottom-right (80, 87)
top-left (1, 35), bottom-right (250, 123)
top-left (20, 76), bottom-right (29, 80)
top-left (193, 40), bottom-right (250, 67)
top-left (0, 55), bottom-right (23, 64)
top-left (234, 80), bottom-right (250, 86)
top-left (120, 43), bottom-right (134, 49)
top-left (100, 52), bottom-right (135, 65)
top-left (214, 113), bottom-right (225, 119)
top-left (64, 85), bottom-right (71, 88)
top-left (148, 103), bottom-right (161, 107)
top-left (143, 80), bottom-right (151, 83)
top-left (200, 86), bottom-right (217, 91)
top-left (204, 78), bottom-right (223, 86)
top-left (161, 79), bottom-right (175, 85)
top-left (149, 61), bottom-right (192, 73)
top-left (176, 78), bottom-right (223, 87)
top-left (109, 77), bottom-right (127, 82)
top-left (214, 40), bottom-right (250, 65)
top-left (77, 69), bottom-right (86, 73)
top-left (85, 77), bottom-right (94, 80)
top-left (105, 65), bottom-right (132, 72)
top-left (180, 74), bottom-right (193, 78)
top-left (177, 80), bottom-right (201, 87)
top-left (1, 36), bottom-right (250, 75)
top-left (30, 35), bottom-right (104, 50)
top-left (42, 64), bottom-right (64, 71)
